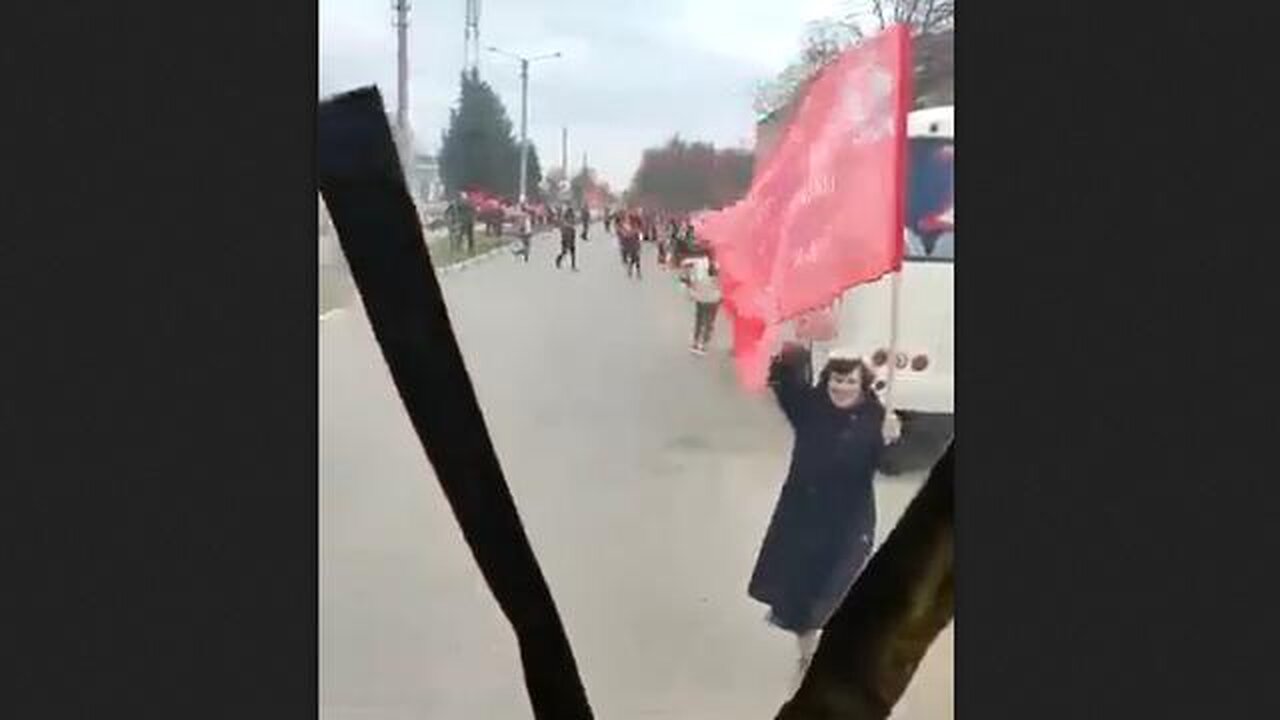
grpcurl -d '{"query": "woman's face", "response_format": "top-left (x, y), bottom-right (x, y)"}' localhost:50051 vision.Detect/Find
top-left (826, 366), bottom-right (865, 410)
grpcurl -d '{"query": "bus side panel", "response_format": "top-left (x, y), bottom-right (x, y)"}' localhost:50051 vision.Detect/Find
top-left (827, 262), bottom-right (954, 415)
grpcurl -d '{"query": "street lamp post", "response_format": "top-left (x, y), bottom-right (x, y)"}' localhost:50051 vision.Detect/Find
top-left (517, 57), bottom-right (529, 206)
top-left (487, 46), bottom-right (562, 205)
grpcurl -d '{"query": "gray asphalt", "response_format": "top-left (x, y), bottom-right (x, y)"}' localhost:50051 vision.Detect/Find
top-left (320, 224), bottom-right (953, 719)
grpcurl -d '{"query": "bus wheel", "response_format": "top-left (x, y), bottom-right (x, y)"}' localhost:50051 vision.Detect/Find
top-left (879, 413), bottom-right (953, 476)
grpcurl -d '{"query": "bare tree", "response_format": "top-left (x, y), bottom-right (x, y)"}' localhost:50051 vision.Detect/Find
top-left (861, 0), bottom-right (954, 106)
top-left (865, 0), bottom-right (955, 35)
top-left (753, 0), bottom-right (954, 118)
top-left (753, 17), bottom-right (860, 119)
top-left (626, 136), bottom-right (754, 214)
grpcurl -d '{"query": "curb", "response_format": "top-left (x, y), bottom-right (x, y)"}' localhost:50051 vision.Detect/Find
top-left (435, 242), bottom-right (512, 276)
top-left (434, 230), bottom-right (556, 277)
top-left (322, 230), bottom-right (555, 321)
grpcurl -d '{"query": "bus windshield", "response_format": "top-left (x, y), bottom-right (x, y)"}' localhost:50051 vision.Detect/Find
top-left (905, 137), bottom-right (954, 261)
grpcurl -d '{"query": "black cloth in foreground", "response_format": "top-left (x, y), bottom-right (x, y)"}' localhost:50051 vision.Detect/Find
top-left (318, 87), bottom-right (593, 720)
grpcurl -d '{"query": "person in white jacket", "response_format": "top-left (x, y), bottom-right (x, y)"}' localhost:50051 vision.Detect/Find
top-left (513, 208), bottom-right (533, 262)
top-left (680, 250), bottom-right (722, 355)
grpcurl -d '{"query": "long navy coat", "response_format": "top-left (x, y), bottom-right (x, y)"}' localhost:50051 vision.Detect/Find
top-left (748, 348), bottom-right (885, 633)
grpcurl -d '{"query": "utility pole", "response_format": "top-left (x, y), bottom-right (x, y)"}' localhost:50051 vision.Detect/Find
top-left (518, 58), bottom-right (529, 205)
top-left (464, 0), bottom-right (481, 75)
top-left (560, 126), bottom-right (569, 202)
top-left (392, 0), bottom-right (413, 183)
top-left (393, 0), bottom-right (409, 134)
top-left (488, 47), bottom-right (562, 205)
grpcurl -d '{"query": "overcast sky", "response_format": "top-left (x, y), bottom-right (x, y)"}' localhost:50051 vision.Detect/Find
top-left (320, 0), bottom-right (852, 191)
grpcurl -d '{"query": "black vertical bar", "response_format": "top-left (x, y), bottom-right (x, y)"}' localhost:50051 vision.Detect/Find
top-left (317, 87), bottom-right (593, 720)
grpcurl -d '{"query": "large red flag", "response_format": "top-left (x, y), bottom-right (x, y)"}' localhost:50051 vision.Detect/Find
top-left (696, 25), bottom-right (912, 390)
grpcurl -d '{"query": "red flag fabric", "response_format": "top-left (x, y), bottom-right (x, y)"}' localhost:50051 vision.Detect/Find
top-left (695, 25), bottom-right (912, 390)
top-left (461, 188), bottom-right (505, 215)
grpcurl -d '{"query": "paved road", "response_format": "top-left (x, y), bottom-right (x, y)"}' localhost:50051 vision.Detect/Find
top-left (320, 225), bottom-right (952, 719)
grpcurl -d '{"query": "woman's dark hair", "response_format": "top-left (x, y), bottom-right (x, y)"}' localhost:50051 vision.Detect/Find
top-left (818, 357), bottom-right (877, 399)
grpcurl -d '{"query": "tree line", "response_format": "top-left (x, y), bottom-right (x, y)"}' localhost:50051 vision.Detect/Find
top-left (625, 136), bottom-right (754, 215)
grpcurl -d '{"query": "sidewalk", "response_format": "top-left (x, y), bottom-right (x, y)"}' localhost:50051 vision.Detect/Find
top-left (320, 227), bottom-right (563, 319)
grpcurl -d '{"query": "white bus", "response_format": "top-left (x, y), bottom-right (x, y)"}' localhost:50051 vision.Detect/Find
top-left (825, 105), bottom-right (954, 473)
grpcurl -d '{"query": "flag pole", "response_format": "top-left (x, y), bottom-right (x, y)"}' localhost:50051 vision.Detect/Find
top-left (885, 23), bottom-right (911, 417)
top-left (884, 268), bottom-right (902, 413)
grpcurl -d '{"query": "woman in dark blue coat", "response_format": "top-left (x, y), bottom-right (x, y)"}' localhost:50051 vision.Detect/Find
top-left (748, 343), bottom-right (893, 678)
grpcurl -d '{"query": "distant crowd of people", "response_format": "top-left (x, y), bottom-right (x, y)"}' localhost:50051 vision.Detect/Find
top-left (443, 196), bottom-right (582, 256)
top-left (442, 197), bottom-right (724, 354)
top-left (603, 208), bottom-right (704, 277)
top-left (595, 208), bottom-right (711, 345)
